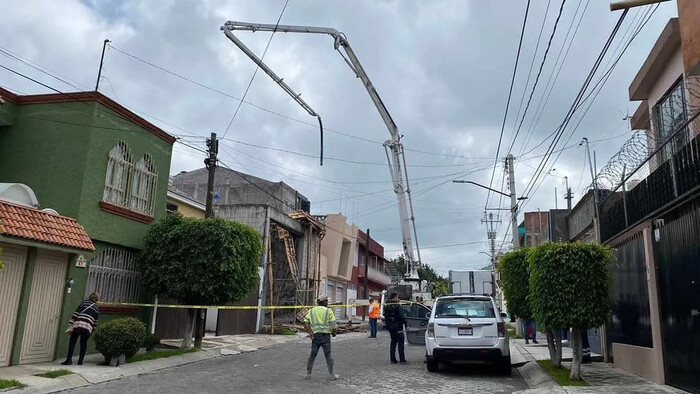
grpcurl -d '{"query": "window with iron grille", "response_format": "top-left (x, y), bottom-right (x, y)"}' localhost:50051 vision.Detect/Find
top-left (85, 248), bottom-right (140, 303)
top-left (129, 155), bottom-right (158, 216)
top-left (653, 78), bottom-right (688, 163)
top-left (103, 142), bottom-right (132, 207)
top-left (103, 143), bottom-right (158, 217)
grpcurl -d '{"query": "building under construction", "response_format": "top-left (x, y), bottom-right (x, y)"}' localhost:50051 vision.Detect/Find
top-left (171, 167), bottom-right (325, 334)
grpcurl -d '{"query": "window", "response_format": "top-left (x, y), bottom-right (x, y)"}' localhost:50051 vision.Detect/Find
top-left (130, 155), bottom-right (157, 216)
top-left (435, 298), bottom-right (495, 318)
top-left (102, 143), bottom-right (159, 217)
top-left (103, 142), bottom-right (132, 207)
top-left (166, 203), bottom-right (178, 215)
top-left (85, 248), bottom-right (140, 303)
top-left (653, 78), bottom-right (688, 162)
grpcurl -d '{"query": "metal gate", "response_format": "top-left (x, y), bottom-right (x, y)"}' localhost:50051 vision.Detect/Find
top-left (654, 200), bottom-right (700, 393)
top-left (216, 290), bottom-right (258, 335)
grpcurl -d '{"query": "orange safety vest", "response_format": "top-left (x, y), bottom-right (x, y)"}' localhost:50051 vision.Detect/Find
top-left (369, 302), bottom-right (380, 319)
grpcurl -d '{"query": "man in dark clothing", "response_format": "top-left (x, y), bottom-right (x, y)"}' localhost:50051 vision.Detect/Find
top-left (62, 292), bottom-right (100, 365)
top-left (383, 293), bottom-right (408, 364)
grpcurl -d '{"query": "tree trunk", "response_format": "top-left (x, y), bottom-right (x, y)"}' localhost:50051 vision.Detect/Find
top-left (553, 330), bottom-right (563, 367)
top-left (570, 327), bottom-right (583, 380)
top-left (194, 309), bottom-right (205, 349)
top-left (546, 329), bottom-right (557, 361)
top-left (181, 308), bottom-right (196, 349)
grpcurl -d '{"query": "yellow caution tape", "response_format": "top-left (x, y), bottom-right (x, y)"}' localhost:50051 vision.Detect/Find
top-left (98, 301), bottom-right (418, 310)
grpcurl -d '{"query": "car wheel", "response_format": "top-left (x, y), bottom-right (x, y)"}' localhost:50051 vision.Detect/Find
top-left (496, 356), bottom-right (511, 375)
top-left (426, 358), bottom-right (439, 373)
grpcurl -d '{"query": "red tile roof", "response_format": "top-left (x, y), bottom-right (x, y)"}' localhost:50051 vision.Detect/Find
top-left (0, 201), bottom-right (95, 252)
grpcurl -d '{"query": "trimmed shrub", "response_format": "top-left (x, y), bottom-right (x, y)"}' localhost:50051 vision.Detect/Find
top-left (93, 317), bottom-right (147, 359)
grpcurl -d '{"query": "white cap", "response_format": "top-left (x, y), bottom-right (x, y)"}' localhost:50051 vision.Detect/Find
top-left (318, 294), bottom-right (328, 302)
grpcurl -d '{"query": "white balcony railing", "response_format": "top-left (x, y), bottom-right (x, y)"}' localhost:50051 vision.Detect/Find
top-left (359, 262), bottom-right (392, 285)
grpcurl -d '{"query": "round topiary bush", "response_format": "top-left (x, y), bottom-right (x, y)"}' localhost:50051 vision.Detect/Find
top-left (93, 317), bottom-right (147, 360)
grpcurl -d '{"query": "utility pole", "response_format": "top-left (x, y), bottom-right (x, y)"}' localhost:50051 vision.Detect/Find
top-left (506, 154), bottom-right (520, 250)
top-left (194, 132), bottom-right (218, 348)
top-left (363, 229), bottom-right (370, 322)
top-left (564, 176), bottom-right (573, 210)
top-left (95, 39), bottom-right (110, 92)
top-left (482, 213), bottom-right (500, 297)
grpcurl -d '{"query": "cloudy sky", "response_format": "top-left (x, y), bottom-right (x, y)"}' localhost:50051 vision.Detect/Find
top-left (0, 0), bottom-right (678, 275)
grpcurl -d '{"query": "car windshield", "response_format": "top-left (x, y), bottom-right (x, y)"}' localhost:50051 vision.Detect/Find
top-left (435, 298), bottom-right (495, 318)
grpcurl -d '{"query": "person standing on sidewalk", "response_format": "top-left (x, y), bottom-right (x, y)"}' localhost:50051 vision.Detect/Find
top-left (368, 298), bottom-right (379, 338)
top-left (383, 293), bottom-right (408, 364)
top-left (61, 292), bottom-right (100, 365)
top-left (523, 318), bottom-right (538, 345)
top-left (304, 295), bottom-right (338, 380)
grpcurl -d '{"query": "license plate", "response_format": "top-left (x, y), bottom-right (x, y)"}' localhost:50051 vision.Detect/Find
top-left (458, 327), bottom-right (473, 335)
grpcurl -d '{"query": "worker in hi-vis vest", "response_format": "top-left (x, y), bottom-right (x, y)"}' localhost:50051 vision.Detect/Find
top-left (368, 298), bottom-right (380, 338)
top-left (304, 295), bottom-right (338, 380)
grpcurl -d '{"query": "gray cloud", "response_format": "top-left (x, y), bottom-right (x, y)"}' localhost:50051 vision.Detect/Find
top-left (0, 0), bottom-right (678, 275)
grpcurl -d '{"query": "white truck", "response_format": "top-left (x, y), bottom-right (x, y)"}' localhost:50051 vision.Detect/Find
top-left (448, 270), bottom-right (493, 295)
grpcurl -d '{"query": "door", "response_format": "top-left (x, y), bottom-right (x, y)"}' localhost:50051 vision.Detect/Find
top-left (404, 303), bottom-right (431, 345)
top-left (347, 287), bottom-right (357, 317)
top-left (0, 244), bottom-right (27, 366)
top-left (19, 250), bottom-right (68, 364)
top-left (655, 202), bottom-right (700, 393)
top-left (335, 285), bottom-right (344, 319)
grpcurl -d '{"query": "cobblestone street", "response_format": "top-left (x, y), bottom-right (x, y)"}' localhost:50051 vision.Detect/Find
top-left (63, 332), bottom-right (526, 393)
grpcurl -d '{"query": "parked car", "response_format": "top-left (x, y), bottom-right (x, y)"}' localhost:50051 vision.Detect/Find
top-left (420, 294), bottom-right (510, 374)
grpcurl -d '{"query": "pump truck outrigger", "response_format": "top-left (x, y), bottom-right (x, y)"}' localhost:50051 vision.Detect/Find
top-left (221, 21), bottom-right (424, 292)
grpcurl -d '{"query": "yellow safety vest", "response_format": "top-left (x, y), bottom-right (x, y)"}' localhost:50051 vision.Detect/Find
top-left (305, 306), bottom-right (337, 334)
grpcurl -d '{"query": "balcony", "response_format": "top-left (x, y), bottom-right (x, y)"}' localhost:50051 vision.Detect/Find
top-left (358, 262), bottom-right (392, 285)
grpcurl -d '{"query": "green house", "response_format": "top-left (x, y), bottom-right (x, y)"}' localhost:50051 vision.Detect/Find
top-left (0, 86), bottom-right (175, 365)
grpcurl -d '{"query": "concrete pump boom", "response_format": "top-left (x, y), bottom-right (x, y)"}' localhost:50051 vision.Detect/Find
top-left (221, 21), bottom-right (422, 281)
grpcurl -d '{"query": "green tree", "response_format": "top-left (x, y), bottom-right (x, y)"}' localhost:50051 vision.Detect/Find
top-left (138, 213), bottom-right (263, 348)
top-left (497, 248), bottom-right (532, 320)
top-left (529, 242), bottom-right (614, 379)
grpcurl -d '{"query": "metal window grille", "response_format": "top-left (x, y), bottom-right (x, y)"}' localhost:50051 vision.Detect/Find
top-left (102, 144), bottom-right (158, 217)
top-left (85, 248), bottom-right (140, 303)
top-left (103, 142), bottom-right (132, 207)
top-left (653, 79), bottom-right (689, 163)
top-left (129, 155), bottom-right (158, 216)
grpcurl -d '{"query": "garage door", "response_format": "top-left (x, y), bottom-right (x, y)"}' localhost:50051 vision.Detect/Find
top-left (0, 244), bottom-right (27, 366)
top-left (347, 286), bottom-right (357, 317)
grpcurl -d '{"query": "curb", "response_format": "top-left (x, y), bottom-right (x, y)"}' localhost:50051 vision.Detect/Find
top-left (517, 361), bottom-right (559, 390)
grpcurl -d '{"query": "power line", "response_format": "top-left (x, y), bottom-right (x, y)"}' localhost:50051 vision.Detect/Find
top-left (385, 240), bottom-right (486, 253)
top-left (222, 0), bottom-right (290, 139)
top-left (485, 0), bottom-right (531, 210)
top-left (519, 9), bottom-right (629, 204)
top-left (506, 0), bottom-right (567, 155)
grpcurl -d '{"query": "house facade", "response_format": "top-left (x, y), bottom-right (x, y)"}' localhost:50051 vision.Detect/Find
top-left (0, 87), bottom-right (174, 364)
top-left (595, 8), bottom-right (700, 391)
top-left (319, 214), bottom-right (357, 320)
top-left (350, 229), bottom-right (391, 318)
top-left (0, 184), bottom-right (94, 367)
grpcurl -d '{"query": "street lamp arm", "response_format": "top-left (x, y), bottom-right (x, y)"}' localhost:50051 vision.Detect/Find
top-left (452, 180), bottom-right (511, 198)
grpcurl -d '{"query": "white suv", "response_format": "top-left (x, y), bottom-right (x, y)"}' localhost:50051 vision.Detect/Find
top-left (424, 294), bottom-right (510, 374)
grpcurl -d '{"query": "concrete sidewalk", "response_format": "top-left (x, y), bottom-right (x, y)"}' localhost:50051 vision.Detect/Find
top-left (511, 338), bottom-right (685, 393)
top-left (0, 333), bottom-right (309, 393)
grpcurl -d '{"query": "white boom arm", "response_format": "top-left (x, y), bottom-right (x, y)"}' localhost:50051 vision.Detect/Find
top-left (222, 21), bottom-right (421, 279)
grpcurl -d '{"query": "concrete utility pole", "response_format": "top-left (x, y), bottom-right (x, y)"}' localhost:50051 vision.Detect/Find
top-left (507, 154), bottom-right (520, 250)
top-left (564, 176), bottom-right (573, 211)
top-left (205, 133), bottom-right (218, 218)
top-left (482, 213), bottom-right (500, 297)
top-left (195, 132), bottom-right (218, 348)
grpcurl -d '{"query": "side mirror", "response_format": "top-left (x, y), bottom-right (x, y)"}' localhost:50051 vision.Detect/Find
top-left (500, 313), bottom-right (508, 318)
